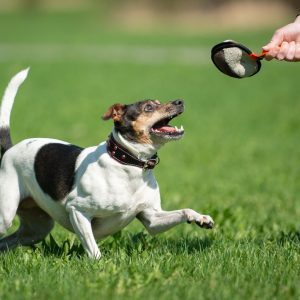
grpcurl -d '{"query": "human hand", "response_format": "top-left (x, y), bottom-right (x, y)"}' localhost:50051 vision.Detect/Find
top-left (262, 16), bottom-right (300, 62)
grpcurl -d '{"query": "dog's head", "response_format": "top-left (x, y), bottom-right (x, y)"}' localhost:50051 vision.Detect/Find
top-left (102, 99), bottom-right (185, 145)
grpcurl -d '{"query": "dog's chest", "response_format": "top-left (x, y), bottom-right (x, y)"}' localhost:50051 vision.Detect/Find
top-left (68, 152), bottom-right (159, 216)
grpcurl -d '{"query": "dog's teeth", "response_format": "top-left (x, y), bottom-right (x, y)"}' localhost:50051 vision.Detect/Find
top-left (175, 126), bottom-right (178, 131)
top-left (180, 125), bottom-right (184, 131)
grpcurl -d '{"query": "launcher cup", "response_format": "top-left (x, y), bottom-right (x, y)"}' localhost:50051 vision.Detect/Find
top-left (211, 40), bottom-right (267, 79)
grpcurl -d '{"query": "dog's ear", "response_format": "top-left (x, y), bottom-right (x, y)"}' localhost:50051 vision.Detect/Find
top-left (102, 103), bottom-right (125, 122)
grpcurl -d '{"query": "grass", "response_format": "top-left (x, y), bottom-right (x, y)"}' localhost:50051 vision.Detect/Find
top-left (0, 11), bottom-right (300, 300)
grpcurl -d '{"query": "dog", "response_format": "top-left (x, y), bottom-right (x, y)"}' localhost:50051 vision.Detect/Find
top-left (0, 69), bottom-right (214, 259)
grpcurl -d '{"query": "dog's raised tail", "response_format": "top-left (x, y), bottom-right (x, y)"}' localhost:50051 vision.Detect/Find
top-left (0, 68), bottom-right (29, 159)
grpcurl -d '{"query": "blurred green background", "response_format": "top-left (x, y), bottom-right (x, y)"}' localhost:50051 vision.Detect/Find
top-left (0, 1), bottom-right (300, 300)
top-left (0, 0), bottom-right (298, 36)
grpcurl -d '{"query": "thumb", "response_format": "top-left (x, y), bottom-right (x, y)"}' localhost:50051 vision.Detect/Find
top-left (262, 30), bottom-right (284, 50)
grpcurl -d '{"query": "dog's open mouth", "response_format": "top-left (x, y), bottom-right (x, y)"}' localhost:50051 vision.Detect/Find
top-left (150, 113), bottom-right (184, 139)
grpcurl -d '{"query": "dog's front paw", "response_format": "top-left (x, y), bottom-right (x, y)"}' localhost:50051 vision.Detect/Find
top-left (185, 209), bottom-right (214, 229)
top-left (195, 215), bottom-right (214, 229)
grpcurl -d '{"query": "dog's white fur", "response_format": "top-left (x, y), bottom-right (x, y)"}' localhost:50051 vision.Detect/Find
top-left (0, 69), bottom-right (213, 259)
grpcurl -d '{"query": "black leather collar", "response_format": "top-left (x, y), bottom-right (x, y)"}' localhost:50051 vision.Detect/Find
top-left (106, 134), bottom-right (160, 170)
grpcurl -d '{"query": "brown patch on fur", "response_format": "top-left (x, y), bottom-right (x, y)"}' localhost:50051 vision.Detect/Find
top-left (102, 103), bottom-right (125, 122)
top-left (131, 104), bottom-right (170, 144)
top-left (132, 116), bottom-right (153, 144)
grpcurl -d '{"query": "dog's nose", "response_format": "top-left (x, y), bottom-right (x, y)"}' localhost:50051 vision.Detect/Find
top-left (172, 99), bottom-right (184, 106)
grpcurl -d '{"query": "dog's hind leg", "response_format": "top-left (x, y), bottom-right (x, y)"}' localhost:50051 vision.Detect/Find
top-left (0, 171), bottom-right (21, 236)
top-left (0, 198), bottom-right (54, 251)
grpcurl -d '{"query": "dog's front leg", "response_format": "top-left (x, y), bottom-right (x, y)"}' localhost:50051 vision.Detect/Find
top-left (137, 208), bottom-right (214, 235)
top-left (68, 207), bottom-right (101, 259)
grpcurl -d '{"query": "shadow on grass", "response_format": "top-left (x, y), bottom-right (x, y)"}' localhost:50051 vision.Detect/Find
top-left (38, 234), bottom-right (86, 258)
top-left (154, 236), bottom-right (214, 255)
top-left (37, 231), bottom-right (213, 258)
top-left (274, 230), bottom-right (300, 246)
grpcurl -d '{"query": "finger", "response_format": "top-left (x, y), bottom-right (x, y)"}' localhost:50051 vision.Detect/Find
top-left (262, 43), bottom-right (274, 51)
top-left (277, 42), bottom-right (289, 60)
top-left (286, 41), bottom-right (296, 61)
top-left (294, 42), bottom-right (300, 61)
top-left (264, 45), bottom-right (280, 60)
top-left (263, 29), bottom-right (284, 50)
top-left (262, 44), bottom-right (271, 51)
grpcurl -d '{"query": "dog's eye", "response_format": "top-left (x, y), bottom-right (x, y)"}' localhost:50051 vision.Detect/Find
top-left (144, 104), bottom-right (154, 112)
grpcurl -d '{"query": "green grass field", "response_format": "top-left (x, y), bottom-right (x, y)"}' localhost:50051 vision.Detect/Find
top-left (0, 12), bottom-right (300, 300)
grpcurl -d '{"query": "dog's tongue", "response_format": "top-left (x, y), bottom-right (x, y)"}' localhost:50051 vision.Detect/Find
top-left (157, 125), bottom-right (176, 133)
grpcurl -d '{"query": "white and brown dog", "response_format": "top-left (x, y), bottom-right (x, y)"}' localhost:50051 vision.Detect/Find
top-left (0, 69), bottom-right (214, 259)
